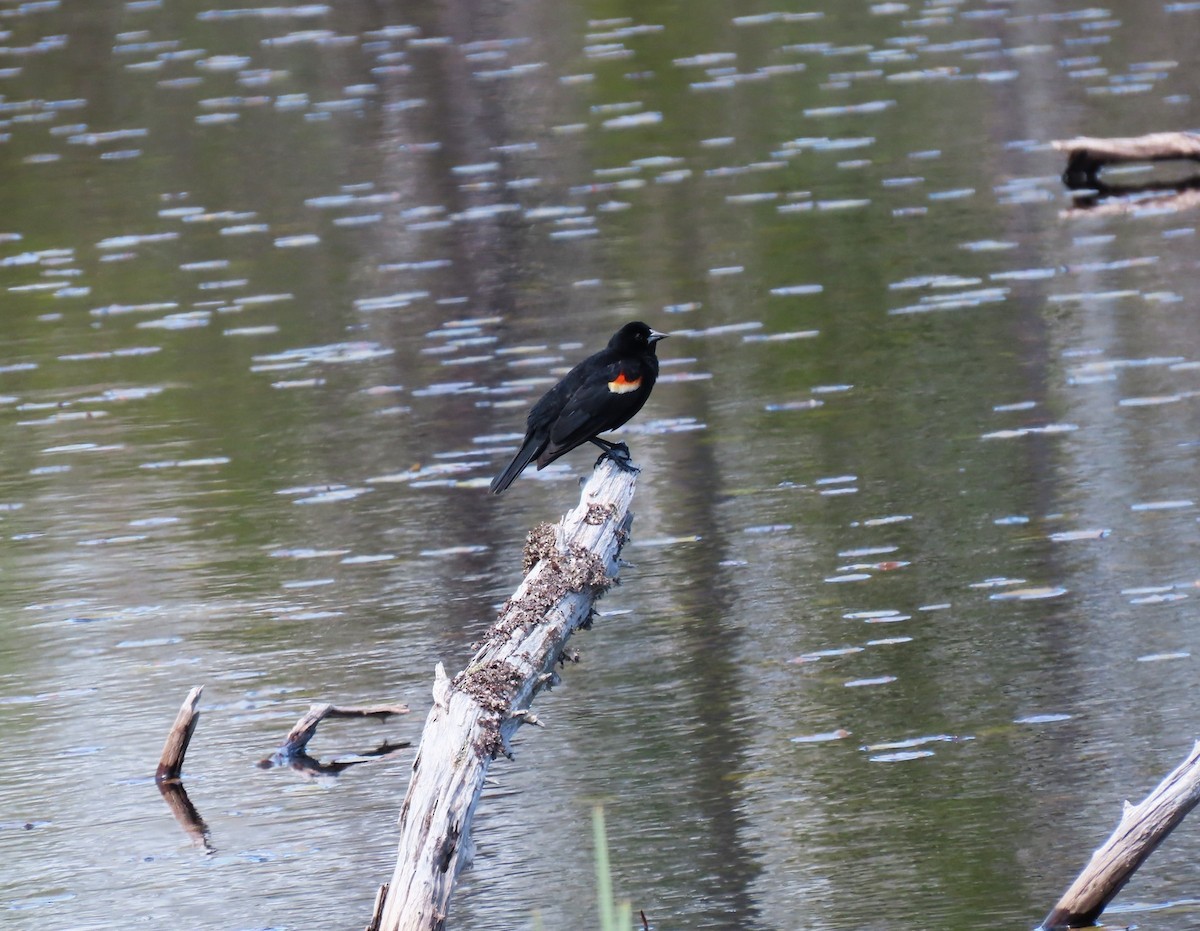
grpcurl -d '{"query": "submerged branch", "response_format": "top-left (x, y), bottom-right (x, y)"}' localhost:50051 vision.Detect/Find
top-left (1053, 131), bottom-right (1200, 187)
top-left (260, 702), bottom-right (410, 777)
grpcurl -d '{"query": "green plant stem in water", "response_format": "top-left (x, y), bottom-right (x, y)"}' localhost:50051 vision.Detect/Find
top-left (593, 805), bottom-right (616, 931)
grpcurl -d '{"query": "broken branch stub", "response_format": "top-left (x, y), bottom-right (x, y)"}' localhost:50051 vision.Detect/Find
top-left (156, 685), bottom-right (204, 783)
top-left (374, 457), bottom-right (639, 931)
top-left (1041, 740), bottom-right (1200, 929)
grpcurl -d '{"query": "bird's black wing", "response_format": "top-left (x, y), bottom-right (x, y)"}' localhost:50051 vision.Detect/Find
top-left (540, 358), bottom-right (651, 462)
top-left (490, 349), bottom-right (607, 493)
top-left (525, 354), bottom-right (595, 430)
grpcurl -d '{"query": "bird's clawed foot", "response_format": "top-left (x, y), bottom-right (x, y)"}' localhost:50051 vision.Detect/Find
top-left (591, 439), bottom-right (639, 474)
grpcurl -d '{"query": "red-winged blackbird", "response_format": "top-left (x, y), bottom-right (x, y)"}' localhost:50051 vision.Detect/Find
top-left (490, 321), bottom-right (668, 494)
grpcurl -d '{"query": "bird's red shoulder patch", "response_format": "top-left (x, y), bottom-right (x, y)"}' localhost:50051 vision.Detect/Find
top-left (607, 371), bottom-right (642, 394)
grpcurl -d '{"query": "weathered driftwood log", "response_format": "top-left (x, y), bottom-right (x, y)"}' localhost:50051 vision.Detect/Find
top-left (156, 685), bottom-right (204, 783)
top-left (1053, 132), bottom-right (1200, 187)
top-left (1041, 740), bottom-right (1200, 929)
top-left (371, 457), bottom-right (639, 931)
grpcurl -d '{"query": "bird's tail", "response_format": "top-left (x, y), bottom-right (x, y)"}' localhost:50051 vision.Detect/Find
top-left (490, 437), bottom-right (541, 494)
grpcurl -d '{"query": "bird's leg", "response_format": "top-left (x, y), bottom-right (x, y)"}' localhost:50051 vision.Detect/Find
top-left (590, 437), bottom-right (621, 453)
top-left (590, 437), bottom-right (638, 473)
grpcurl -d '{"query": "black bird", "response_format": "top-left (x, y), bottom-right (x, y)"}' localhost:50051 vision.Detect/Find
top-left (490, 321), bottom-right (668, 494)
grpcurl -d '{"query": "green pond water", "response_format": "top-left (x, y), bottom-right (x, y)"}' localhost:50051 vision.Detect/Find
top-left (2, 1), bottom-right (1200, 928)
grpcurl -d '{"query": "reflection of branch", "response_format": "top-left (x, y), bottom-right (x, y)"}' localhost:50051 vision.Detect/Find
top-left (1053, 132), bottom-right (1200, 187)
top-left (258, 703), bottom-right (410, 779)
top-left (1040, 741), bottom-right (1200, 929)
top-left (260, 741), bottom-right (412, 782)
top-left (157, 780), bottom-right (214, 853)
top-left (1060, 176), bottom-right (1200, 218)
top-left (156, 685), bottom-right (203, 782)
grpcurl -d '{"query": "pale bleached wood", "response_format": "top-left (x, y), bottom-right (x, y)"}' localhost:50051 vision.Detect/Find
top-left (1041, 740), bottom-right (1200, 929)
top-left (1053, 132), bottom-right (1200, 161)
top-left (156, 685), bottom-right (204, 783)
top-left (374, 458), bottom-right (639, 931)
top-left (1053, 132), bottom-right (1200, 185)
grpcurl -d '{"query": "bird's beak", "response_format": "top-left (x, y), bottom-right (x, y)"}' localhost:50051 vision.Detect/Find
top-left (649, 329), bottom-right (668, 343)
